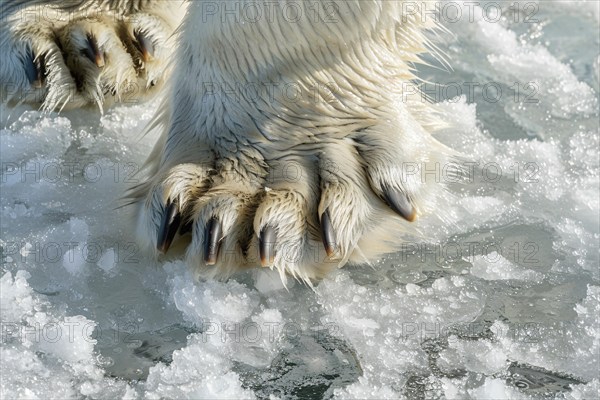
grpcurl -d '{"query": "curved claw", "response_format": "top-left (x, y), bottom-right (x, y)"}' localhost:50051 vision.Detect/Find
top-left (204, 217), bottom-right (223, 266)
top-left (259, 226), bottom-right (277, 267)
top-left (24, 48), bottom-right (44, 88)
top-left (157, 201), bottom-right (181, 254)
top-left (320, 209), bottom-right (337, 258)
top-left (84, 34), bottom-right (105, 68)
top-left (134, 29), bottom-right (154, 62)
top-left (383, 188), bottom-right (416, 222)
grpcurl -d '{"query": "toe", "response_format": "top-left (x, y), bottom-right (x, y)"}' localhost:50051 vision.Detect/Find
top-left (252, 156), bottom-right (325, 282)
top-left (317, 144), bottom-right (379, 261)
top-left (132, 162), bottom-right (212, 254)
top-left (185, 178), bottom-right (259, 277)
top-left (124, 12), bottom-right (176, 90)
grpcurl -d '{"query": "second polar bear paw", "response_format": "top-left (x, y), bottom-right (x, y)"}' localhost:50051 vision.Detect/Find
top-left (1, 2), bottom-right (183, 111)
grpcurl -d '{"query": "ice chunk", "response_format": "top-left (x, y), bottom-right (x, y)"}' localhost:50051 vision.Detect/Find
top-left (36, 315), bottom-right (97, 363)
top-left (167, 263), bottom-right (260, 326)
top-left (1, 270), bottom-right (35, 321)
top-left (332, 377), bottom-right (397, 399)
top-left (0, 271), bottom-right (131, 399)
top-left (565, 379), bottom-right (600, 400)
top-left (470, 252), bottom-right (544, 281)
top-left (254, 269), bottom-right (292, 293)
top-left (439, 336), bottom-right (509, 375)
top-left (1, 347), bottom-right (78, 399)
top-left (468, 378), bottom-right (526, 400)
top-left (97, 248), bottom-right (117, 274)
top-left (144, 334), bottom-right (255, 399)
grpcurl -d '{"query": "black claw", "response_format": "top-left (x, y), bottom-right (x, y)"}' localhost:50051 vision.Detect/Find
top-left (84, 34), bottom-right (105, 68)
top-left (320, 209), bottom-right (337, 257)
top-left (157, 201), bottom-right (181, 254)
top-left (204, 217), bottom-right (223, 266)
top-left (259, 226), bottom-right (277, 267)
top-left (383, 188), bottom-right (416, 222)
top-left (24, 48), bottom-right (44, 88)
top-left (134, 29), bottom-right (154, 62)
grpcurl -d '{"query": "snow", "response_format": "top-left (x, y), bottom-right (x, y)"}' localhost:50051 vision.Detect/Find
top-left (1, 2), bottom-right (599, 399)
top-left (1, 270), bottom-right (130, 398)
top-left (468, 378), bottom-right (526, 400)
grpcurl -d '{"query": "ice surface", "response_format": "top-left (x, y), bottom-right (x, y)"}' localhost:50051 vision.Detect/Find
top-left (1, 1), bottom-right (599, 399)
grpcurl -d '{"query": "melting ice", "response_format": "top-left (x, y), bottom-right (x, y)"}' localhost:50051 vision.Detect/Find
top-left (1, 1), bottom-right (598, 399)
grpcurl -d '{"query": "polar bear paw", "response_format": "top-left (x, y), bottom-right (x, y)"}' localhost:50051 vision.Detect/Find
top-left (131, 122), bottom-right (449, 285)
top-left (1, 5), bottom-right (178, 111)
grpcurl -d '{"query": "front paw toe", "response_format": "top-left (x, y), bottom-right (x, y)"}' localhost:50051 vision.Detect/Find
top-left (186, 188), bottom-right (257, 272)
top-left (132, 163), bottom-right (212, 253)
